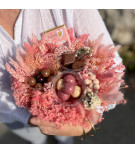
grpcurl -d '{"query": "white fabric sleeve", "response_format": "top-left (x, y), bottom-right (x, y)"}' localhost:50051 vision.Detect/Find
top-left (0, 47), bottom-right (30, 124)
top-left (73, 9), bottom-right (123, 110)
top-left (0, 77), bottom-right (30, 124)
top-left (0, 85), bottom-right (30, 124)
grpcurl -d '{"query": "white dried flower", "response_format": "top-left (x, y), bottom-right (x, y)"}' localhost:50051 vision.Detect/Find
top-left (84, 47), bottom-right (90, 51)
top-left (90, 93), bottom-right (101, 110)
top-left (83, 92), bottom-right (101, 110)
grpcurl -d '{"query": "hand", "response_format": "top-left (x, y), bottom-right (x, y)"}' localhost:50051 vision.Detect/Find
top-left (29, 117), bottom-right (91, 136)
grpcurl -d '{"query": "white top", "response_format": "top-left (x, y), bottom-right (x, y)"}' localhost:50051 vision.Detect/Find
top-left (0, 9), bottom-right (122, 125)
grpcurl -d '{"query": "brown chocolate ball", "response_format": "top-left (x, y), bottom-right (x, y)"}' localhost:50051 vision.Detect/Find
top-left (28, 77), bottom-right (36, 86)
top-left (47, 75), bottom-right (54, 82)
top-left (50, 69), bottom-right (54, 75)
top-left (37, 75), bottom-right (45, 83)
top-left (41, 68), bottom-right (51, 77)
top-left (35, 83), bottom-right (42, 90)
top-left (72, 61), bottom-right (84, 70)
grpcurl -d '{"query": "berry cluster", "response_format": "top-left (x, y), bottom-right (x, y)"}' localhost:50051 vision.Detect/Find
top-left (84, 72), bottom-right (100, 92)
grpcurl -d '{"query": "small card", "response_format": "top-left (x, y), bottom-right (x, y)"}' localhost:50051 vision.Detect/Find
top-left (44, 25), bottom-right (71, 47)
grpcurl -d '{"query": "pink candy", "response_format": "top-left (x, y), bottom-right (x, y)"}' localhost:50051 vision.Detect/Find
top-left (62, 82), bottom-right (75, 95)
top-left (63, 75), bottom-right (76, 84)
top-left (57, 90), bottom-right (70, 101)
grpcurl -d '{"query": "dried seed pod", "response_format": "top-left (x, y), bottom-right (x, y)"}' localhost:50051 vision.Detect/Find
top-left (93, 84), bottom-right (100, 90)
top-left (89, 80), bottom-right (92, 84)
top-left (89, 83), bottom-right (93, 89)
top-left (88, 72), bottom-right (93, 75)
top-left (90, 74), bottom-right (96, 80)
top-left (93, 79), bottom-right (99, 84)
top-left (85, 79), bottom-right (91, 85)
top-left (83, 74), bottom-right (88, 78)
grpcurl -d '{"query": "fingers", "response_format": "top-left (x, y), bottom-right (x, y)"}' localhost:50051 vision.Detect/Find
top-left (41, 124), bottom-right (87, 136)
top-left (39, 125), bottom-right (60, 136)
top-left (29, 117), bottom-right (60, 135)
top-left (29, 117), bottom-right (41, 126)
top-left (29, 117), bottom-right (57, 128)
top-left (29, 117), bottom-right (92, 136)
top-left (41, 123), bottom-right (91, 136)
top-left (39, 124), bottom-right (81, 136)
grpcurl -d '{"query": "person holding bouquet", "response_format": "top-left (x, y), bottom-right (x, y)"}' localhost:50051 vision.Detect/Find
top-left (0, 9), bottom-right (123, 144)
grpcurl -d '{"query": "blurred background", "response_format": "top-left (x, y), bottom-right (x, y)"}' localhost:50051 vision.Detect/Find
top-left (0, 9), bottom-right (135, 144)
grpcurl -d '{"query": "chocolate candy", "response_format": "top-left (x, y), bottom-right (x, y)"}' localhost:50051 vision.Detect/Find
top-left (57, 79), bottom-right (64, 90)
top-left (41, 68), bottom-right (51, 77)
top-left (62, 53), bottom-right (76, 66)
top-left (61, 82), bottom-right (75, 95)
top-left (63, 75), bottom-right (76, 84)
top-left (50, 69), bottom-right (54, 75)
top-left (35, 83), bottom-right (42, 90)
top-left (37, 75), bottom-right (45, 83)
top-left (71, 86), bottom-right (81, 98)
top-left (28, 77), bottom-right (36, 86)
top-left (47, 75), bottom-right (54, 82)
top-left (72, 60), bottom-right (84, 70)
top-left (57, 90), bottom-right (70, 101)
